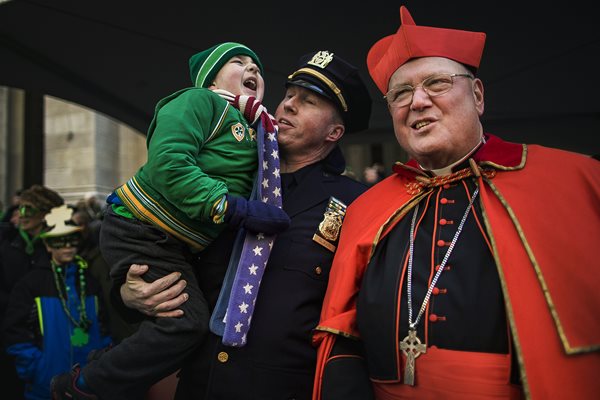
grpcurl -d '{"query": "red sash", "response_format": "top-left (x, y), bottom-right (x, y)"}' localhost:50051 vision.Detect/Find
top-left (373, 346), bottom-right (523, 400)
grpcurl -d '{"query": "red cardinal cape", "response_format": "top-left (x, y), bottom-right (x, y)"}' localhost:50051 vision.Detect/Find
top-left (313, 135), bottom-right (600, 399)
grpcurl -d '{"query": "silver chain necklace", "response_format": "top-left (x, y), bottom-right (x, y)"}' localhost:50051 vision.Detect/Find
top-left (399, 186), bottom-right (479, 385)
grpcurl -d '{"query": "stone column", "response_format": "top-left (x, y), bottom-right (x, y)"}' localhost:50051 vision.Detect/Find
top-left (0, 86), bottom-right (25, 208)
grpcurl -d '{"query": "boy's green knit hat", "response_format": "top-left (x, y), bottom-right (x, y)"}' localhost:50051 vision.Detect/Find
top-left (189, 42), bottom-right (264, 88)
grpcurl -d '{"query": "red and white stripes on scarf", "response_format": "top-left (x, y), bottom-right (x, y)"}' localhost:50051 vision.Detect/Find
top-left (212, 89), bottom-right (277, 131)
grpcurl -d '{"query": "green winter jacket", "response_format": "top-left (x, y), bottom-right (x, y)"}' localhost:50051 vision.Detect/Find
top-left (115, 88), bottom-right (257, 250)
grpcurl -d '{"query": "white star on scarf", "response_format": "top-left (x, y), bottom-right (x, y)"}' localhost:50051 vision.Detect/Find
top-left (249, 264), bottom-right (258, 275)
top-left (243, 283), bottom-right (254, 294)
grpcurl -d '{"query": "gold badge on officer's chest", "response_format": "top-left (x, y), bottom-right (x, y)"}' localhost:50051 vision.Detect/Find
top-left (231, 123), bottom-right (245, 142)
top-left (248, 127), bottom-right (257, 141)
top-left (313, 197), bottom-right (347, 252)
top-left (308, 51), bottom-right (334, 69)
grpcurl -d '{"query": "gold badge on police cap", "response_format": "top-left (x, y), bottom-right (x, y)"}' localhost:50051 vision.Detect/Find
top-left (313, 197), bottom-right (347, 252)
top-left (308, 51), bottom-right (334, 69)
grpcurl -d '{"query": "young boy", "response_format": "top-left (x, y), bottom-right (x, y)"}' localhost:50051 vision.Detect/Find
top-left (51, 42), bottom-right (289, 400)
top-left (3, 204), bottom-right (111, 400)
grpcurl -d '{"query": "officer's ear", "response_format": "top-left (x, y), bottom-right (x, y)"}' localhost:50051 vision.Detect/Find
top-left (326, 123), bottom-right (345, 143)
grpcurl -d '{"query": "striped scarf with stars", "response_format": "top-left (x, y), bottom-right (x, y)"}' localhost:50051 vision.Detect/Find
top-left (210, 90), bottom-right (282, 346)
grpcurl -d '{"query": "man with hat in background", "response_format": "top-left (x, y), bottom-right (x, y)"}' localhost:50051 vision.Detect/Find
top-left (312, 5), bottom-right (600, 400)
top-left (116, 50), bottom-right (373, 399)
top-left (1, 185), bottom-right (64, 302)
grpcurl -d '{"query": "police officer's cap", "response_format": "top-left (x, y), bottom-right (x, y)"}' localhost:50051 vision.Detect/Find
top-left (286, 51), bottom-right (372, 133)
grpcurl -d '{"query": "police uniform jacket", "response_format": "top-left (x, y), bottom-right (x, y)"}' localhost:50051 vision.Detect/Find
top-left (176, 145), bottom-right (367, 400)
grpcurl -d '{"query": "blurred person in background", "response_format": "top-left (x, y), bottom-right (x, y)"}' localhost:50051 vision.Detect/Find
top-left (0, 184), bottom-right (64, 400)
top-left (3, 204), bottom-right (112, 400)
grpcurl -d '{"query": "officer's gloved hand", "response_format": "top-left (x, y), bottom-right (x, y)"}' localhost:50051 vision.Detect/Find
top-left (224, 195), bottom-right (290, 235)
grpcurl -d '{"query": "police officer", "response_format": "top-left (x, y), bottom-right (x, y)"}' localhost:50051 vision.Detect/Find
top-left (119, 50), bottom-right (373, 400)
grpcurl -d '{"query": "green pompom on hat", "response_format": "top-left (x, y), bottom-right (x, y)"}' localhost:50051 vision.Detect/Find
top-left (189, 42), bottom-right (263, 88)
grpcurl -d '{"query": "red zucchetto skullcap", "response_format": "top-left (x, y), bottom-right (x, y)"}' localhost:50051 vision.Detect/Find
top-left (367, 6), bottom-right (486, 94)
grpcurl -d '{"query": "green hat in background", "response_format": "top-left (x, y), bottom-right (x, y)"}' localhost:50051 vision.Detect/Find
top-left (189, 42), bottom-right (263, 88)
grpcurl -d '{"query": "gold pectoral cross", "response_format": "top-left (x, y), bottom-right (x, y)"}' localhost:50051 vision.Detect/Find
top-left (399, 329), bottom-right (426, 386)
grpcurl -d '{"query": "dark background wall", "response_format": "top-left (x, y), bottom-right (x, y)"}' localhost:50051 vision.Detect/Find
top-left (1, 0), bottom-right (598, 181)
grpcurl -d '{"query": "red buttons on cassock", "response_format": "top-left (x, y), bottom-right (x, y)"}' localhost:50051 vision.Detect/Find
top-left (429, 314), bottom-right (447, 322)
top-left (443, 184), bottom-right (451, 189)
top-left (440, 198), bottom-right (448, 204)
top-left (432, 287), bottom-right (448, 295)
top-left (439, 218), bottom-right (447, 225)
top-left (437, 240), bottom-right (446, 247)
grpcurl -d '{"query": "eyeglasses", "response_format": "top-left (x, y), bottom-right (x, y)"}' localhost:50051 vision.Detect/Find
top-left (19, 205), bottom-right (41, 218)
top-left (384, 73), bottom-right (474, 108)
top-left (44, 234), bottom-right (81, 249)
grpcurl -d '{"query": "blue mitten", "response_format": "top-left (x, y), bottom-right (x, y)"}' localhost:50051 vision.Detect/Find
top-left (224, 195), bottom-right (290, 235)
